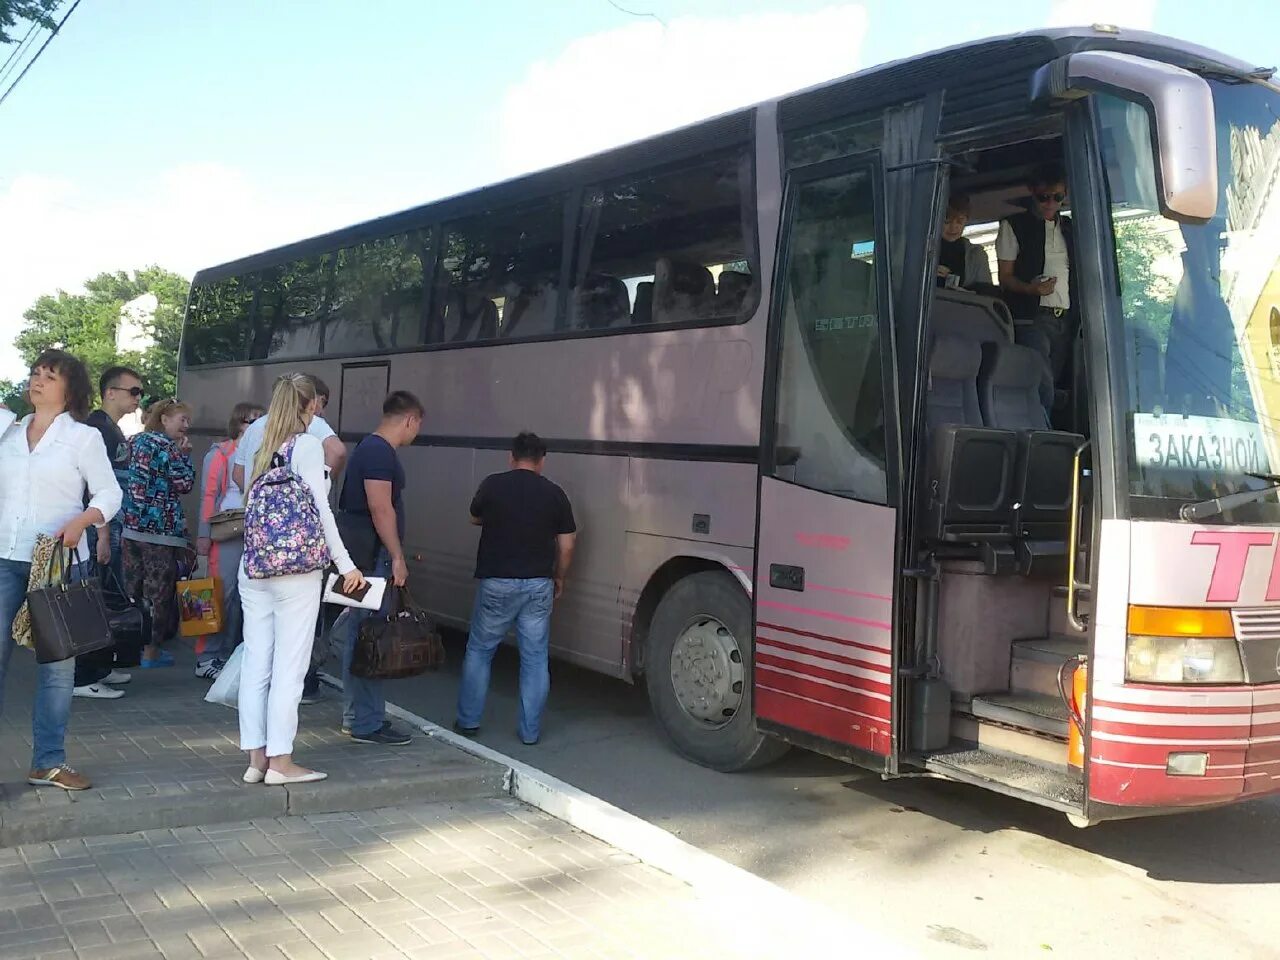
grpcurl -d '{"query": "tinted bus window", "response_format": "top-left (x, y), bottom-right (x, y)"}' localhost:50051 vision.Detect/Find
top-left (325, 231), bottom-right (431, 355)
top-left (183, 277), bottom-right (254, 366)
top-left (248, 257), bottom-right (328, 360)
top-left (430, 197), bottom-right (565, 344)
top-left (570, 150), bottom-right (756, 331)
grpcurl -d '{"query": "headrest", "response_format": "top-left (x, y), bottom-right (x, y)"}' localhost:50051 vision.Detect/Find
top-left (575, 274), bottom-right (630, 329)
top-left (929, 335), bottom-right (983, 380)
top-left (717, 271), bottom-right (752, 312)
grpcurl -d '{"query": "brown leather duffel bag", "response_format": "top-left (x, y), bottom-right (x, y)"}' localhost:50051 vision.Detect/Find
top-left (350, 586), bottom-right (444, 680)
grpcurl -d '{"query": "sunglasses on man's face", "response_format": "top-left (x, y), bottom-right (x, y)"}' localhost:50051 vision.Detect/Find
top-left (240, 416), bottom-right (260, 424)
top-left (113, 386), bottom-right (144, 397)
top-left (1036, 192), bottom-right (1066, 204)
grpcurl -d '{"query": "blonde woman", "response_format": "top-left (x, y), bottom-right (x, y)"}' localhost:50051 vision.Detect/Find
top-left (238, 374), bottom-right (364, 785)
top-left (121, 398), bottom-right (195, 667)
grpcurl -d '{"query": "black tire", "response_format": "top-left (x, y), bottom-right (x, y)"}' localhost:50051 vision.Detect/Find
top-left (645, 570), bottom-right (788, 772)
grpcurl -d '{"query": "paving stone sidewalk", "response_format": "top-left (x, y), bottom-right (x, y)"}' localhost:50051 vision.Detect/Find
top-left (0, 797), bottom-right (793, 960)
top-left (0, 643), bottom-right (504, 847)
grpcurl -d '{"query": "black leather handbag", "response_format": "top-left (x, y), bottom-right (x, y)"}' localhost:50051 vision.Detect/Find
top-left (100, 565), bottom-right (148, 668)
top-left (350, 587), bottom-right (444, 680)
top-left (27, 547), bottom-right (114, 664)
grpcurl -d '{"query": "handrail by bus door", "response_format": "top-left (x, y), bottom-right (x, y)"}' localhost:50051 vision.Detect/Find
top-left (1066, 440), bottom-right (1092, 632)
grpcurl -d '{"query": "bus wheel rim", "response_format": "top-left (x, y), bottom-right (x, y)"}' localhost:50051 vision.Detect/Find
top-left (669, 615), bottom-right (745, 728)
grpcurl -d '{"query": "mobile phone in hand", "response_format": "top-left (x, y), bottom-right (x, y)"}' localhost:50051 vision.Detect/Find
top-left (336, 578), bottom-right (372, 602)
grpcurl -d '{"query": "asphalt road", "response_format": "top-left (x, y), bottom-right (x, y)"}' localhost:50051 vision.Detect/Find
top-left (364, 633), bottom-right (1280, 960)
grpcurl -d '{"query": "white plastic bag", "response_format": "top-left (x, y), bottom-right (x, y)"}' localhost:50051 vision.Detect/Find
top-left (204, 645), bottom-right (244, 709)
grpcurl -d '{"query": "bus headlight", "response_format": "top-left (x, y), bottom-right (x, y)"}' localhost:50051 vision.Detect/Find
top-left (1125, 635), bottom-right (1245, 683)
top-left (1125, 606), bottom-right (1244, 684)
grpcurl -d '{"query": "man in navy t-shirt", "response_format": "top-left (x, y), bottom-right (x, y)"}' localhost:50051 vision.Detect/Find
top-left (334, 391), bottom-right (423, 746)
top-left (455, 432), bottom-right (577, 745)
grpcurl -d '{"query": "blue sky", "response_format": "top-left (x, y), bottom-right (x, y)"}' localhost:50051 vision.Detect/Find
top-left (1, 0), bottom-right (1276, 378)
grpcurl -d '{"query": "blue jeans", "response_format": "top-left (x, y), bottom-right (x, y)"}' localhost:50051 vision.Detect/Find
top-left (0, 557), bottom-right (81, 770)
top-left (338, 550), bottom-right (391, 736)
top-left (197, 537), bottom-right (245, 666)
top-left (456, 577), bottom-right (554, 743)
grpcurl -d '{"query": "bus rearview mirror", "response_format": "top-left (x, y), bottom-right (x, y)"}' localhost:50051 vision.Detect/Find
top-left (1031, 50), bottom-right (1218, 223)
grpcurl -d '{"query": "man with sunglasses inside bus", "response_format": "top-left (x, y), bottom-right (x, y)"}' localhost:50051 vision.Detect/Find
top-left (73, 366), bottom-right (144, 699)
top-left (996, 162), bottom-right (1076, 399)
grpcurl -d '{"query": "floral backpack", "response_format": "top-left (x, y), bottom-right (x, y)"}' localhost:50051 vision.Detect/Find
top-left (242, 435), bottom-right (329, 579)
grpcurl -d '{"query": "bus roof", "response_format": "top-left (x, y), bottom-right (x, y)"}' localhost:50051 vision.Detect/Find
top-left (192, 26), bottom-right (1268, 286)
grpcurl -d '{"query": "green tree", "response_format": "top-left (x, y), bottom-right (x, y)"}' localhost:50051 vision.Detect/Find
top-left (14, 266), bottom-right (190, 404)
top-left (0, 0), bottom-right (58, 44)
top-left (1114, 215), bottom-right (1177, 343)
top-left (0, 378), bottom-right (31, 415)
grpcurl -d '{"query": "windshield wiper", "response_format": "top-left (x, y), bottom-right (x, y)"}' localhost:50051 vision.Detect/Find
top-left (1180, 473), bottom-right (1280, 521)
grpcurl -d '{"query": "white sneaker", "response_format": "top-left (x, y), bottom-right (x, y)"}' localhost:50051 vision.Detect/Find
top-left (73, 683), bottom-right (124, 700)
top-left (194, 659), bottom-right (223, 680)
top-left (102, 670), bottom-right (132, 685)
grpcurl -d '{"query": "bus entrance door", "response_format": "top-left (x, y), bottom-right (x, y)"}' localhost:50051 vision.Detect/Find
top-left (753, 159), bottom-right (899, 766)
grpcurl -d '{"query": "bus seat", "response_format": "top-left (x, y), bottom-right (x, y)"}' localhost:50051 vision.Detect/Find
top-left (979, 342), bottom-right (1050, 430)
top-left (574, 274), bottom-right (631, 329)
top-left (440, 289), bottom-right (497, 342)
top-left (632, 281), bottom-right (654, 325)
top-left (923, 425), bottom-right (1019, 554)
top-left (654, 258), bottom-right (715, 324)
top-left (503, 281), bottom-right (558, 338)
top-left (931, 289), bottom-right (1014, 344)
top-left (717, 271), bottom-right (752, 316)
top-left (1012, 430), bottom-right (1084, 575)
top-left (927, 336), bottom-right (983, 430)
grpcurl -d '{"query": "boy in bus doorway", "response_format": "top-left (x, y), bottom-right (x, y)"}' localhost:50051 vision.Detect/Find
top-left (455, 432), bottom-right (577, 746)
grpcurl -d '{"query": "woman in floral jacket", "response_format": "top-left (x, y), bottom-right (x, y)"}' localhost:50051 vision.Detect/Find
top-left (122, 399), bottom-right (195, 667)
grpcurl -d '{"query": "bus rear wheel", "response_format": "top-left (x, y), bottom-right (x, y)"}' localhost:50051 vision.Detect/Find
top-left (645, 570), bottom-right (788, 772)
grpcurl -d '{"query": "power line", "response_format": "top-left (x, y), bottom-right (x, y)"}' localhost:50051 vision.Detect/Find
top-left (0, 0), bottom-right (83, 109)
top-left (0, 20), bottom-right (44, 87)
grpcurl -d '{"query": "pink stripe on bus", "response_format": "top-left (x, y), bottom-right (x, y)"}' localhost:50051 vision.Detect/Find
top-left (757, 599), bottom-right (892, 632)
top-left (806, 582), bottom-right (893, 603)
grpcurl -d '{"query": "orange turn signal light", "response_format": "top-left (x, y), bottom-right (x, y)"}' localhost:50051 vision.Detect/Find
top-left (1127, 605), bottom-right (1235, 638)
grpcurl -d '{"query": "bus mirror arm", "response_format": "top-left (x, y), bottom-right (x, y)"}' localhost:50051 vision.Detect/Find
top-left (1030, 50), bottom-right (1218, 223)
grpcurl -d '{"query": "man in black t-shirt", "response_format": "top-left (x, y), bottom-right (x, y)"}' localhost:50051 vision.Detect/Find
top-left (334, 391), bottom-right (423, 746)
top-left (74, 366), bottom-right (143, 697)
top-left (455, 432), bottom-right (577, 745)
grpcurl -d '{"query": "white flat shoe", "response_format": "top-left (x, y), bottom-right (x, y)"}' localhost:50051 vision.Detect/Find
top-left (242, 767), bottom-right (266, 784)
top-left (264, 769), bottom-right (327, 785)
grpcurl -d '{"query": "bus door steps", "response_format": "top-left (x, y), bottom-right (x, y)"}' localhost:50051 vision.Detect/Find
top-left (925, 747), bottom-right (1084, 814)
top-left (1010, 635), bottom-right (1087, 699)
top-left (970, 691), bottom-right (1069, 739)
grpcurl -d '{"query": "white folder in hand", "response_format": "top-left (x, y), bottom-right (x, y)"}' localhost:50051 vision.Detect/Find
top-left (323, 574), bottom-right (387, 611)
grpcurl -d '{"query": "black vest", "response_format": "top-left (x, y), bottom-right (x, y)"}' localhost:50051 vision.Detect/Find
top-left (1003, 210), bottom-right (1074, 320)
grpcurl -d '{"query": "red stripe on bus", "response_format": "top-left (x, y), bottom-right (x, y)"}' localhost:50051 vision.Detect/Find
top-left (756, 599), bottom-right (892, 632)
top-left (1093, 699), bottom-right (1254, 717)
top-left (756, 635), bottom-right (890, 674)
top-left (755, 664), bottom-right (893, 719)
top-left (756, 651), bottom-right (893, 695)
top-left (755, 687), bottom-right (891, 756)
top-left (756, 619), bottom-right (891, 655)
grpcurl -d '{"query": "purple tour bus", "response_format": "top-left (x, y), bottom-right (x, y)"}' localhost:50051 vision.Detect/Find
top-left (180, 26), bottom-right (1280, 826)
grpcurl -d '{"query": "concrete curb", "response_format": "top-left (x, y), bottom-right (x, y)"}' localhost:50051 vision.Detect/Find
top-left (320, 673), bottom-right (919, 959)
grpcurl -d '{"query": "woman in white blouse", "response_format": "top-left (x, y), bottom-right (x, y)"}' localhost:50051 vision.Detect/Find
top-left (239, 373), bottom-right (364, 786)
top-left (0, 350), bottom-right (122, 792)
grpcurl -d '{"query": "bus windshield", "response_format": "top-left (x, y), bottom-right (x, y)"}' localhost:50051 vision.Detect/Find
top-left (1100, 78), bottom-right (1280, 523)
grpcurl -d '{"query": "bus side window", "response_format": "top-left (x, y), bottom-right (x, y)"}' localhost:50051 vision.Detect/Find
top-left (571, 149), bottom-right (757, 330)
top-left (431, 196), bottom-right (566, 344)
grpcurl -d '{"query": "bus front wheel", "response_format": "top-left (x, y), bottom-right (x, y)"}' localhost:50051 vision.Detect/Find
top-left (645, 570), bottom-right (788, 772)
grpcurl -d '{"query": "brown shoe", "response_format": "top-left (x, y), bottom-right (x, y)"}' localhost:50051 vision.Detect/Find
top-left (27, 766), bottom-right (91, 791)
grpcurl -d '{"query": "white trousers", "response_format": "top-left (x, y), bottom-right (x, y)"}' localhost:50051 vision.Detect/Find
top-left (237, 569), bottom-right (322, 756)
